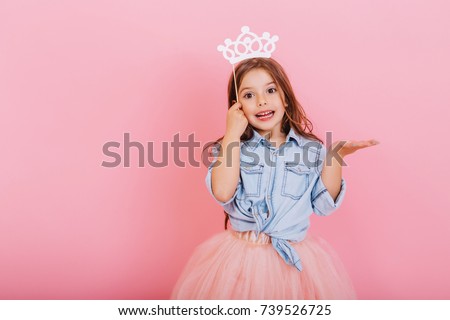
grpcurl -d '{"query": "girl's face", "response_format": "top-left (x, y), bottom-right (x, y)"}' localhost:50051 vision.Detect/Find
top-left (238, 68), bottom-right (286, 137)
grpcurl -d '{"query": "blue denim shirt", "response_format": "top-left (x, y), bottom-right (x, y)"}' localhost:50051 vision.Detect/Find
top-left (205, 127), bottom-right (346, 271)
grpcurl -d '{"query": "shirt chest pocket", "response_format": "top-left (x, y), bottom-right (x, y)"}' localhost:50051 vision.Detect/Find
top-left (238, 161), bottom-right (264, 198)
top-left (281, 162), bottom-right (312, 200)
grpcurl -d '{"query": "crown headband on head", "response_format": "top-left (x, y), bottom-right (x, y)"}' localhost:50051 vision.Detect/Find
top-left (217, 26), bottom-right (279, 64)
top-left (217, 26), bottom-right (280, 103)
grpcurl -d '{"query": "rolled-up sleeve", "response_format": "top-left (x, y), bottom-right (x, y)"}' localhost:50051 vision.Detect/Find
top-left (310, 142), bottom-right (346, 216)
top-left (205, 145), bottom-right (241, 207)
top-left (311, 176), bottom-right (346, 216)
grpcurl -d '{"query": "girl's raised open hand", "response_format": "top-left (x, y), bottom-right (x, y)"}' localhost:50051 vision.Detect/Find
top-left (225, 100), bottom-right (248, 138)
top-left (331, 139), bottom-right (380, 158)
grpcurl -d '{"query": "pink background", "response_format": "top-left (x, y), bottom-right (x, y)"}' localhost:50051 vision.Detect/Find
top-left (1, 0), bottom-right (449, 299)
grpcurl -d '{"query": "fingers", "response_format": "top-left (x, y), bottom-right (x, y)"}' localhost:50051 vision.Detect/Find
top-left (231, 100), bottom-right (242, 110)
top-left (347, 139), bottom-right (380, 148)
top-left (360, 139), bottom-right (380, 146)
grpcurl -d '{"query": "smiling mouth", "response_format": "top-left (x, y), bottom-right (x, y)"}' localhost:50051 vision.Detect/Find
top-left (255, 110), bottom-right (275, 119)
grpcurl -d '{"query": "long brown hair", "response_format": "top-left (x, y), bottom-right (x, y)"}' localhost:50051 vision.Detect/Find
top-left (203, 57), bottom-right (324, 229)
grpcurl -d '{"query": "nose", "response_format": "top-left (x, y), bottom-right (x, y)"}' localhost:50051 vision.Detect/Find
top-left (258, 100), bottom-right (267, 107)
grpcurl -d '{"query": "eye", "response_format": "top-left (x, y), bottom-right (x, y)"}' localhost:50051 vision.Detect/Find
top-left (268, 87), bottom-right (277, 93)
top-left (243, 92), bottom-right (253, 99)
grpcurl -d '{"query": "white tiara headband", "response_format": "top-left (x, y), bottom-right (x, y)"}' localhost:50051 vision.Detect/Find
top-left (217, 26), bottom-right (279, 103)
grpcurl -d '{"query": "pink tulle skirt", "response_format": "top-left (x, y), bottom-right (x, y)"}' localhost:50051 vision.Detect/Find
top-left (171, 230), bottom-right (357, 299)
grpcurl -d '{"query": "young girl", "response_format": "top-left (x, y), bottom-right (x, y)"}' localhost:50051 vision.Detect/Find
top-left (171, 57), bottom-right (378, 299)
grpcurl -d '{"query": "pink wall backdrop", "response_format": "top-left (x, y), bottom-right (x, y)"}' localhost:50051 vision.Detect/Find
top-left (1, 0), bottom-right (449, 299)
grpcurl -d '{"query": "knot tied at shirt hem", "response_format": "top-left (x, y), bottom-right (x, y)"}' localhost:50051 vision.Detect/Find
top-left (271, 237), bottom-right (303, 272)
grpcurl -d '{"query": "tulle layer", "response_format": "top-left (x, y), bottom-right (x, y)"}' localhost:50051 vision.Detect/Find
top-left (171, 230), bottom-right (357, 299)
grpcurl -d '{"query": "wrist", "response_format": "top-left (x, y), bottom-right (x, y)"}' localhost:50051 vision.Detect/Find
top-left (326, 152), bottom-right (344, 167)
top-left (224, 131), bottom-right (242, 141)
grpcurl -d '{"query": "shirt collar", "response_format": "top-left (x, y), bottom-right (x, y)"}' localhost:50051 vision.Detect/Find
top-left (245, 127), bottom-right (304, 151)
